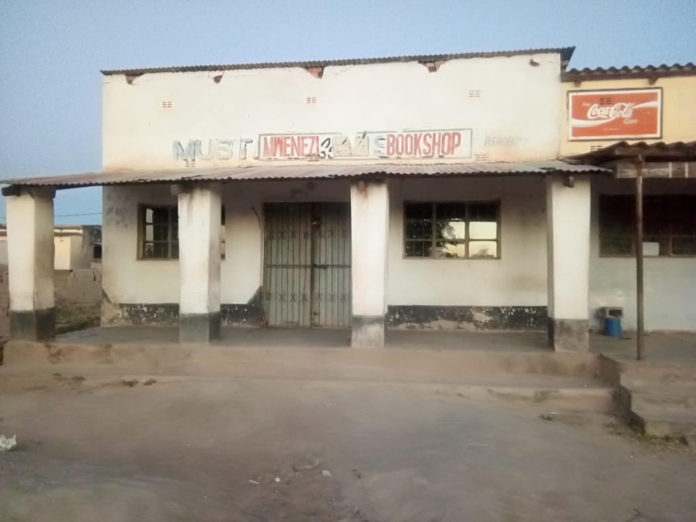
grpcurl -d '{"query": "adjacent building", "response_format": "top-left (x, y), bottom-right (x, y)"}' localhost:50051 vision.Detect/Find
top-left (2, 47), bottom-right (694, 347)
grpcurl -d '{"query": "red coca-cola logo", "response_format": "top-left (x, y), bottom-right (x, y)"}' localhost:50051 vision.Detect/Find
top-left (587, 103), bottom-right (635, 120)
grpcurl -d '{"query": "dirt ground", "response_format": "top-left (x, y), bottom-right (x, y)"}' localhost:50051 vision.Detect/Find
top-left (1, 372), bottom-right (694, 522)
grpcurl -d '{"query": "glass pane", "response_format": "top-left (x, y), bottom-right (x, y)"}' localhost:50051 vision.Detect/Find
top-left (468, 203), bottom-right (498, 221)
top-left (143, 242), bottom-right (154, 258)
top-left (405, 241), bottom-right (431, 257)
top-left (672, 196), bottom-right (696, 234)
top-left (469, 221), bottom-right (497, 240)
top-left (152, 208), bottom-right (169, 224)
top-left (153, 224), bottom-right (169, 241)
top-left (171, 242), bottom-right (179, 259)
top-left (153, 242), bottom-right (168, 258)
top-left (436, 220), bottom-right (466, 240)
top-left (469, 241), bottom-right (497, 258)
top-left (672, 236), bottom-right (696, 256)
top-left (145, 224), bottom-right (153, 241)
top-left (600, 235), bottom-right (633, 256)
top-left (643, 235), bottom-right (668, 257)
top-left (405, 219), bottom-right (432, 239)
top-left (436, 203), bottom-right (466, 220)
top-left (145, 208), bottom-right (154, 223)
top-left (405, 203), bottom-right (432, 220)
top-left (435, 241), bottom-right (466, 258)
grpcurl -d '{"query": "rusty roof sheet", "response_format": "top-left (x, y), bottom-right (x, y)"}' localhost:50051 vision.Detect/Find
top-left (0, 161), bottom-right (609, 191)
top-left (567, 141), bottom-right (696, 163)
top-left (101, 47), bottom-right (575, 76)
top-left (562, 62), bottom-right (696, 81)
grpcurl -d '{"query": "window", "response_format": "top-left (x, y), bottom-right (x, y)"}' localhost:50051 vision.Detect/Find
top-left (599, 195), bottom-right (696, 257)
top-left (140, 206), bottom-right (178, 259)
top-left (404, 201), bottom-right (500, 259)
top-left (138, 204), bottom-right (227, 260)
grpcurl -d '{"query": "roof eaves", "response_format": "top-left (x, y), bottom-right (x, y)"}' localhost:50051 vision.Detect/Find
top-left (101, 47), bottom-right (575, 76)
top-left (562, 62), bottom-right (696, 82)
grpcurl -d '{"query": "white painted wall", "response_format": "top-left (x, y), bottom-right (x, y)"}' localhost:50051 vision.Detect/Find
top-left (588, 177), bottom-right (696, 331)
top-left (103, 53), bottom-right (562, 170)
top-left (6, 191), bottom-right (55, 312)
top-left (387, 177), bottom-right (548, 306)
top-left (178, 184), bottom-right (221, 315)
top-left (546, 175), bottom-right (591, 319)
top-left (351, 181), bottom-right (389, 316)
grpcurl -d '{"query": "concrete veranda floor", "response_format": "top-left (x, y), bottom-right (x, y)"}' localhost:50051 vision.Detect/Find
top-left (56, 325), bottom-right (696, 361)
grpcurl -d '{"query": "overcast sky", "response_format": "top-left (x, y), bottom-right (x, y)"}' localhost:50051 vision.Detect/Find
top-left (1, 0), bottom-right (694, 224)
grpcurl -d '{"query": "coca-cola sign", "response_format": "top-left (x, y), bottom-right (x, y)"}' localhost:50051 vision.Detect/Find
top-left (568, 88), bottom-right (662, 140)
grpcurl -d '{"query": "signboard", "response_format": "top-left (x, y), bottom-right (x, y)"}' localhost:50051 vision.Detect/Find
top-left (173, 129), bottom-right (472, 162)
top-left (568, 88), bottom-right (662, 140)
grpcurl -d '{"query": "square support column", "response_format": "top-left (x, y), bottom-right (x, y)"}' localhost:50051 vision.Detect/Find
top-left (177, 183), bottom-right (221, 343)
top-left (350, 179), bottom-right (389, 348)
top-left (5, 187), bottom-right (56, 340)
top-left (546, 175), bottom-right (591, 351)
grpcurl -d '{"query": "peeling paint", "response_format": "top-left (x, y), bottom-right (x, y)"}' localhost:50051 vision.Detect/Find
top-left (387, 306), bottom-right (546, 331)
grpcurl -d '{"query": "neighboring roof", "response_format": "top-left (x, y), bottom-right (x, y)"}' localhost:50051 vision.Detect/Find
top-left (567, 141), bottom-right (696, 163)
top-left (101, 47), bottom-right (575, 76)
top-left (0, 160), bottom-right (608, 192)
top-left (562, 62), bottom-right (696, 82)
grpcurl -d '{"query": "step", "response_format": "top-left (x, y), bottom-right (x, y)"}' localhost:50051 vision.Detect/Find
top-left (631, 405), bottom-right (696, 439)
top-left (629, 387), bottom-right (696, 411)
top-left (619, 362), bottom-right (696, 387)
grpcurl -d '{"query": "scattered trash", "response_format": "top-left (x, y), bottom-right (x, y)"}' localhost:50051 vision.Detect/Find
top-left (0, 434), bottom-right (17, 452)
top-left (274, 476), bottom-right (281, 483)
top-left (322, 469), bottom-right (332, 478)
top-left (292, 455), bottom-right (322, 472)
top-left (540, 412), bottom-right (557, 421)
top-left (122, 379), bottom-right (139, 388)
top-left (143, 378), bottom-right (157, 386)
top-left (351, 468), bottom-right (362, 479)
top-left (248, 479), bottom-right (260, 485)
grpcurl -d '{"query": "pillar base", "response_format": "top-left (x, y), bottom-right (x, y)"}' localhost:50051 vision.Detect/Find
top-left (179, 312), bottom-right (220, 343)
top-left (351, 315), bottom-right (385, 348)
top-left (10, 308), bottom-right (55, 341)
top-left (547, 318), bottom-right (589, 351)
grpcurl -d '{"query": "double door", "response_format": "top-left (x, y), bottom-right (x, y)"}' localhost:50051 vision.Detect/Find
top-left (263, 203), bottom-right (351, 328)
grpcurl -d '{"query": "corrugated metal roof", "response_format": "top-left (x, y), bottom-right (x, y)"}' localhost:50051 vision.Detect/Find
top-left (0, 161), bottom-right (609, 191)
top-left (567, 141), bottom-right (696, 163)
top-left (101, 47), bottom-right (575, 76)
top-left (562, 62), bottom-right (696, 81)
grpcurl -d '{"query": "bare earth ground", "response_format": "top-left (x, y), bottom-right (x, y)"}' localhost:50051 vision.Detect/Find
top-left (0, 372), bottom-right (694, 522)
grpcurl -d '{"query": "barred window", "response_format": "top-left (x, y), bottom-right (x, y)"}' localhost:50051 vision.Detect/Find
top-left (404, 201), bottom-right (500, 259)
top-left (139, 206), bottom-right (178, 259)
top-left (599, 195), bottom-right (696, 257)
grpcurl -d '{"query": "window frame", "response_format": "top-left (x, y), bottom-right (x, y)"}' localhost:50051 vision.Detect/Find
top-left (402, 200), bottom-right (501, 260)
top-left (598, 194), bottom-right (696, 258)
top-left (137, 204), bottom-right (179, 260)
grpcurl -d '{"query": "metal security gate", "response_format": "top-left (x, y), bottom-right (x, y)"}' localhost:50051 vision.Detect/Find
top-left (263, 203), bottom-right (351, 328)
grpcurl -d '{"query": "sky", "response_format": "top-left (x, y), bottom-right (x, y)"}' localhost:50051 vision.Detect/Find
top-left (0, 0), bottom-right (694, 224)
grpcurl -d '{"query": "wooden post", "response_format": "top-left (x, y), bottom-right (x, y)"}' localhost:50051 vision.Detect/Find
top-left (635, 156), bottom-right (645, 361)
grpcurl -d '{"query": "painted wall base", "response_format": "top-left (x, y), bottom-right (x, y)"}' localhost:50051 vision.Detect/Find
top-left (179, 312), bottom-right (221, 343)
top-left (103, 303), bottom-right (264, 327)
top-left (352, 315), bottom-right (385, 348)
top-left (387, 305), bottom-right (547, 331)
top-left (10, 308), bottom-right (55, 341)
top-left (548, 318), bottom-right (589, 351)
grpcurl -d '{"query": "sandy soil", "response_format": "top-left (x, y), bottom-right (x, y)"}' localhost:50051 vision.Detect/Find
top-left (1, 372), bottom-right (694, 521)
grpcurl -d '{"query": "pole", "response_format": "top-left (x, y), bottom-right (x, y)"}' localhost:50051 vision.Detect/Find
top-left (635, 156), bottom-right (645, 361)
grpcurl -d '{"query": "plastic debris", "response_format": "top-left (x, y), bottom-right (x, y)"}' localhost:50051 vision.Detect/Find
top-left (274, 477), bottom-right (281, 483)
top-left (322, 469), bottom-right (332, 478)
top-left (0, 434), bottom-right (17, 452)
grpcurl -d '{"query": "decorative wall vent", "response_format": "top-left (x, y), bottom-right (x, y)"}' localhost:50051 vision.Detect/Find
top-left (599, 97), bottom-right (612, 106)
top-left (305, 96), bottom-right (317, 104)
top-left (468, 89), bottom-right (481, 98)
top-left (161, 101), bottom-right (173, 109)
top-left (184, 159), bottom-right (196, 168)
top-left (590, 145), bottom-right (604, 151)
top-left (475, 153), bottom-right (489, 162)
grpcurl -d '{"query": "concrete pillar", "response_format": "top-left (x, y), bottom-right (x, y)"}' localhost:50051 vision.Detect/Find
top-left (177, 183), bottom-right (221, 343)
top-left (546, 175), bottom-right (591, 351)
top-left (5, 188), bottom-right (56, 340)
top-left (350, 179), bottom-right (389, 348)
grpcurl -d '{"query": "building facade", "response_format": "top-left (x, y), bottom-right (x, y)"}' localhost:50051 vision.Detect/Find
top-left (2, 48), bottom-right (694, 347)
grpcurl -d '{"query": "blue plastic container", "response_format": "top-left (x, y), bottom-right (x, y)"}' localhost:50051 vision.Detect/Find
top-left (604, 317), bottom-right (622, 337)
